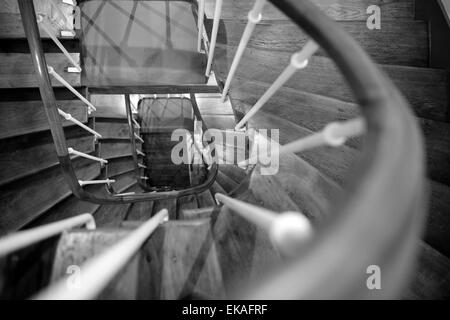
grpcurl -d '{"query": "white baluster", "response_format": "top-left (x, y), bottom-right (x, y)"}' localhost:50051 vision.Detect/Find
top-left (221, 0), bottom-right (266, 102)
top-left (47, 66), bottom-right (96, 113)
top-left (37, 15), bottom-right (82, 72)
top-left (78, 179), bottom-right (115, 187)
top-left (0, 214), bottom-right (95, 257)
top-left (58, 109), bottom-right (102, 138)
top-left (234, 40), bottom-right (319, 130)
top-left (68, 148), bottom-right (108, 164)
top-left (215, 194), bottom-right (312, 255)
top-left (205, 0), bottom-right (223, 76)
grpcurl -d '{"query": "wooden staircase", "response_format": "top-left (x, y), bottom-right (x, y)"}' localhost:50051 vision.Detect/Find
top-left (0, 0), bottom-right (449, 300)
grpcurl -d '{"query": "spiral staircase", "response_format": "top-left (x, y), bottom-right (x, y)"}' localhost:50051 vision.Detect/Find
top-left (0, 0), bottom-right (449, 299)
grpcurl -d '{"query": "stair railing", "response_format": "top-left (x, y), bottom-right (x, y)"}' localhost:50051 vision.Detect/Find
top-left (214, 0), bottom-right (426, 299)
top-left (215, 193), bottom-right (312, 256)
top-left (19, 0), bottom-right (219, 205)
top-left (234, 40), bottom-right (319, 130)
top-left (33, 209), bottom-right (169, 300)
top-left (239, 118), bottom-right (366, 166)
top-left (221, 0), bottom-right (266, 101)
top-left (205, 0), bottom-right (223, 76)
top-left (36, 14), bottom-right (81, 72)
top-left (0, 214), bottom-right (95, 258)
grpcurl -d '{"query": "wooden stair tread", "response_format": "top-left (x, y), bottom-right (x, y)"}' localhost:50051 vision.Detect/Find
top-left (0, 157), bottom-right (101, 234)
top-left (25, 173), bottom-right (138, 228)
top-left (0, 53), bottom-right (80, 88)
top-left (106, 156), bottom-right (137, 177)
top-left (96, 121), bottom-right (134, 140)
top-left (247, 110), bottom-right (360, 185)
top-left (403, 241), bottom-right (450, 299)
top-left (0, 125), bottom-right (95, 186)
top-left (180, 207), bottom-right (215, 220)
top-left (215, 46), bottom-right (448, 122)
top-left (0, 100), bottom-right (87, 139)
top-left (177, 195), bottom-right (199, 219)
top-left (425, 181), bottom-right (450, 258)
top-left (194, 93), bottom-right (235, 115)
top-left (100, 140), bottom-right (142, 159)
top-left (218, 165), bottom-right (247, 185)
top-left (216, 170), bottom-right (239, 193)
top-left (205, 0), bottom-right (414, 21)
top-left (144, 220), bottom-right (225, 299)
top-left (125, 201), bottom-right (155, 221)
top-left (152, 198), bottom-right (178, 220)
top-left (195, 189), bottom-right (216, 209)
top-left (202, 115), bottom-right (236, 130)
top-left (212, 189), bottom-right (282, 295)
top-left (217, 19), bottom-right (428, 67)
top-left (0, 13), bottom-right (71, 39)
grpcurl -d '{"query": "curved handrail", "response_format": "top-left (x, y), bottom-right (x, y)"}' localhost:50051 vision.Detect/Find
top-left (19, 0), bottom-right (219, 205)
top-left (224, 0), bottom-right (426, 299)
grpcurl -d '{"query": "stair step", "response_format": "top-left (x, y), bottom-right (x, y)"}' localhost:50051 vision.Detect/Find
top-left (0, 124), bottom-right (96, 186)
top-left (25, 173), bottom-right (138, 228)
top-left (180, 207), bottom-right (215, 220)
top-left (0, 53), bottom-right (80, 88)
top-left (144, 220), bottom-right (225, 299)
top-left (81, 0), bottom-right (206, 87)
top-left (425, 181), bottom-right (450, 258)
top-left (177, 195), bottom-right (199, 219)
top-left (106, 156), bottom-right (138, 177)
top-left (269, 151), bottom-right (341, 224)
top-left (0, 13), bottom-right (68, 39)
top-left (196, 189), bottom-right (216, 207)
top-left (212, 189), bottom-right (282, 295)
top-left (205, 0), bottom-right (414, 21)
top-left (0, 100), bottom-right (87, 139)
top-left (231, 81), bottom-right (450, 185)
top-left (216, 170), bottom-right (239, 193)
top-left (0, 156), bottom-right (100, 234)
top-left (153, 198), bottom-right (178, 220)
top-left (194, 93), bottom-right (235, 115)
top-left (90, 95), bottom-right (127, 120)
top-left (202, 115), bottom-right (236, 130)
top-left (209, 181), bottom-right (227, 196)
top-left (96, 121), bottom-right (134, 140)
top-left (218, 165), bottom-right (247, 185)
top-left (125, 201), bottom-right (155, 221)
top-left (403, 241), bottom-right (450, 299)
top-left (218, 19), bottom-right (428, 67)
top-left (215, 46), bottom-right (448, 122)
top-left (247, 110), bottom-right (360, 185)
top-left (51, 228), bottom-right (140, 299)
top-left (100, 140), bottom-right (142, 159)
top-left (229, 79), bottom-right (360, 147)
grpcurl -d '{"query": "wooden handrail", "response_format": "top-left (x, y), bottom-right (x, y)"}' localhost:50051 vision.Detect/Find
top-left (235, 0), bottom-right (426, 300)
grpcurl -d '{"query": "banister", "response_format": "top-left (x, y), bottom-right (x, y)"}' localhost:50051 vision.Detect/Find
top-left (0, 214), bottom-right (95, 257)
top-left (58, 109), bottom-right (102, 138)
top-left (215, 194), bottom-right (312, 255)
top-left (240, 118), bottom-right (365, 166)
top-left (47, 66), bottom-right (96, 113)
top-left (234, 40), bottom-right (319, 130)
top-left (221, 0), bottom-right (266, 102)
top-left (37, 14), bottom-right (82, 72)
top-left (236, 0), bottom-right (426, 299)
top-left (33, 210), bottom-right (169, 300)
